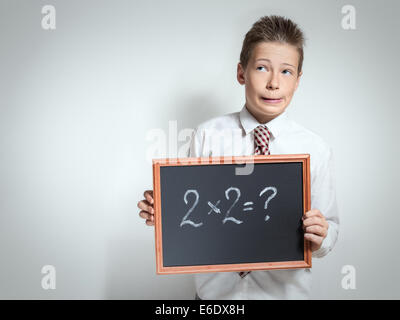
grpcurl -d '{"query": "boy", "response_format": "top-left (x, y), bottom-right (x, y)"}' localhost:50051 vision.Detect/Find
top-left (138, 15), bottom-right (339, 299)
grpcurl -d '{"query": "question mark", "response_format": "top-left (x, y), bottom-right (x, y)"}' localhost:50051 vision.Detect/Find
top-left (259, 186), bottom-right (278, 221)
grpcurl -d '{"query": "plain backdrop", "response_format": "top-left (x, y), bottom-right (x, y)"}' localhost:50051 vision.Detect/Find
top-left (0, 0), bottom-right (399, 299)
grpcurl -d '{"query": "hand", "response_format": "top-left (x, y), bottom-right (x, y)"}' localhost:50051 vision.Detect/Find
top-left (302, 209), bottom-right (329, 252)
top-left (137, 190), bottom-right (155, 226)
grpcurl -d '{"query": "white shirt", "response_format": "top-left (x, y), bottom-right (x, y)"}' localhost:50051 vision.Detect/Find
top-left (188, 105), bottom-right (339, 300)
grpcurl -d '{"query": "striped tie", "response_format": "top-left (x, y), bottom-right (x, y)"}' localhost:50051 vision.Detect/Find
top-left (254, 124), bottom-right (271, 155)
top-left (238, 125), bottom-right (272, 279)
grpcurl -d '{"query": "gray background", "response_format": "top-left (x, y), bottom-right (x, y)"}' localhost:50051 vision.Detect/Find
top-left (0, 0), bottom-right (399, 299)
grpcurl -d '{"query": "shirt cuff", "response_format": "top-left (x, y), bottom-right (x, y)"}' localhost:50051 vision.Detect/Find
top-left (312, 221), bottom-right (338, 258)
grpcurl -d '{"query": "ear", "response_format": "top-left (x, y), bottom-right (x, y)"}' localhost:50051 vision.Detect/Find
top-left (294, 71), bottom-right (302, 91)
top-left (237, 63), bottom-right (246, 85)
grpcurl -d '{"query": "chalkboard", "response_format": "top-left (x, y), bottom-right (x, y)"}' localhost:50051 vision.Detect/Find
top-left (152, 154), bottom-right (311, 274)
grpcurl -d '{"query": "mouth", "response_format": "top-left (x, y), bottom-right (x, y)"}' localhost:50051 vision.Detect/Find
top-left (261, 96), bottom-right (283, 104)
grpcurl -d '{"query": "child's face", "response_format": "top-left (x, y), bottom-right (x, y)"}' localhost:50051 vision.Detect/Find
top-left (237, 41), bottom-right (302, 123)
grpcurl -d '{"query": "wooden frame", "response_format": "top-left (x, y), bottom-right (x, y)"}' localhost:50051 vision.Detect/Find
top-left (152, 154), bottom-right (311, 275)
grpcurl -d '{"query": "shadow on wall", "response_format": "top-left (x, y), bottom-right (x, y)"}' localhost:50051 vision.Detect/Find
top-left (165, 89), bottom-right (227, 131)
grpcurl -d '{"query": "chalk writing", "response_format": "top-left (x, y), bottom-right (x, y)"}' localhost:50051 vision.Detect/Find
top-left (180, 189), bottom-right (203, 228)
top-left (259, 186), bottom-right (278, 221)
top-left (180, 186), bottom-right (278, 228)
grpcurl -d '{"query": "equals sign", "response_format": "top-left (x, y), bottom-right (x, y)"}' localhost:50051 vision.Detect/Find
top-left (243, 201), bottom-right (254, 212)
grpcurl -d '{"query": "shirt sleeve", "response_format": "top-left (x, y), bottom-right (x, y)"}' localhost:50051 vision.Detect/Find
top-left (311, 146), bottom-right (340, 258)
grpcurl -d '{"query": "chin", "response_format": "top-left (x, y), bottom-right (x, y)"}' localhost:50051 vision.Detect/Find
top-left (257, 104), bottom-right (284, 114)
top-left (258, 105), bottom-right (288, 120)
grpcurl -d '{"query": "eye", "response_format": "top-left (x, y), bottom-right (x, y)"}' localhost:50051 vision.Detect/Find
top-left (256, 66), bottom-right (267, 72)
top-left (282, 69), bottom-right (292, 75)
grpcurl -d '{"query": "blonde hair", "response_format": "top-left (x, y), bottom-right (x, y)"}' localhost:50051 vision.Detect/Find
top-left (239, 15), bottom-right (305, 74)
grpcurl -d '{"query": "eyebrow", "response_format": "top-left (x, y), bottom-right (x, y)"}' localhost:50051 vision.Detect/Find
top-left (255, 58), bottom-right (296, 68)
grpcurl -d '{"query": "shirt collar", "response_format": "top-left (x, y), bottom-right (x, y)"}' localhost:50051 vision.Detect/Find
top-left (239, 103), bottom-right (289, 139)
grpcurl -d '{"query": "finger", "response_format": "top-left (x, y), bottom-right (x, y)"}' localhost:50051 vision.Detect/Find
top-left (139, 210), bottom-right (154, 221)
top-left (303, 209), bottom-right (323, 219)
top-left (145, 219), bottom-right (155, 226)
top-left (144, 190), bottom-right (154, 204)
top-left (304, 233), bottom-right (323, 246)
top-left (137, 200), bottom-right (154, 214)
top-left (303, 216), bottom-right (327, 228)
top-left (305, 225), bottom-right (327, 237)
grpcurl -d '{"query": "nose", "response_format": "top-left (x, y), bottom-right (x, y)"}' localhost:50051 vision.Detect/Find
top-left (267, 72), bottom-right (279, 90)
